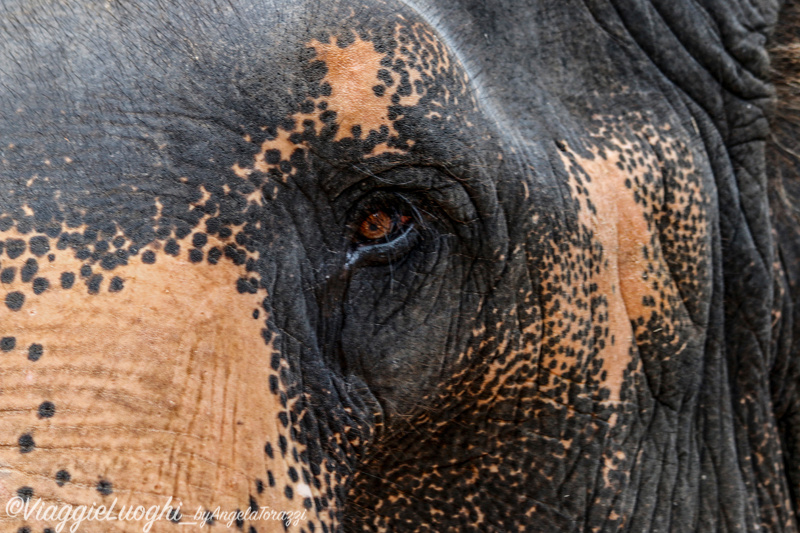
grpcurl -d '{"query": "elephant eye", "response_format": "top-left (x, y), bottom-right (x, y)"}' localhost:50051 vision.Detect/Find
top-left (356, 210), bottom-right (412, 242)
top-left (346, 193), bottom-right (419, 266)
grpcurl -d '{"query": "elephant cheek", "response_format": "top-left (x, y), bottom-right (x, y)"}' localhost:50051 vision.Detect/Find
top-left (0, 248), bottom-right (311, 531)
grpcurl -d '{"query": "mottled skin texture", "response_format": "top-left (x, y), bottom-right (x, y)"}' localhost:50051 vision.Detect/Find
top-left (1, 0), bottom-right (800, 531)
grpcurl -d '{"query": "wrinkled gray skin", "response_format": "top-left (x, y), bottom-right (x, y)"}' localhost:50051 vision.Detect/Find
top-left (1, 0), bottom-right (800, 531)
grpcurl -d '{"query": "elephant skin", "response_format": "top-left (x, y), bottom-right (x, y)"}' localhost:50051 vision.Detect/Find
top-left (1, 0), bottom-right (800, 531)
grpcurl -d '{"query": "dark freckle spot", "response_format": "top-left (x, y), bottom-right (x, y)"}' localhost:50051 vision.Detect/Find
top-left (109, 277), bottom-right (124, 293)
top-left (79, 265), bottom-right (92, 277)
top-left (142, 250), bottom-right (156, 264)
top-left (267, 471), bottom-right (275, 487)
top-left (299, 99), bottom-right (315, 114)
top-left (278, 412), bottom-right (289, 427)
top-left (256, 479), bottom-right (264, 494)
top-left (304, 59), bottom-right (327, 82)
top-left (113, 236), bottom-right (125, 248)
top-left (235, 510), bottom-right (244, 529)
top-left (265, 149), bottom-right (281, 165)
top-left (202, 509), bottom-right (214, 525)
top-left (43, 227), bottom-right (61, 240)
top-left (96, 480), bottom-right (113, 496)
top-left (38, 401), bottom-right (55, 418)
top-left (32, 277), bottom-right (49, 295)
top-left (372, 84), bottom-right (386, 97)
top-left (351, 124), bottom-right (362, 138)
top-left (17, 527), bottom-right (30, 533)
top-left (87, 274), bottom-right (103, 294)
top-left (48, 253), bottom-right (55, 262)
top-left (1, 336), bottom-right (16, 351)
top-left (94, 240), bottom-right (109, 253)
top-left (189, 249), bottom-right (203, 263)
top-left (6, 239), bottom-right (25, 259)
top-left (164, 239), bottom-right (180, 256)
top-left (76, 249), bottom-right (90, 260)
top-left (249, 495), bottom-right (258, 513)
top-left (1, 267), bottom-right (16, 283)
top-left (60, 272), bottom-right (75, 289)
top-left (169, 509), bottom-right (182, 522)
top-left (224, 244), bottom-right (246, 265)
top-left (44, 529), bottom-right (55, 533)
top-left (237, 278), bottom-right (257, 294)
top-left (6, 291), bottom-right (24, 311)
top-left (55, 469), bottom-right (71, 486)
top-left (319, 110), bottom-right (337, 123)
top-left (246, 258), bottom-right (256, 273)
top-left (284, 485), bottom-right (293, 499)
top-left (29, 236), bottom-right (50, 256)
top-left (207, 247), bottom-right (221, 265)
top-left (28, 344), bottom-right (43, 361)
top-left (206, 218), bottom-right (221, 234)
top-left (18, 433), bottom-right (35, 453)
top-left (264, 442), bottom-right (274, 459)
top-left (288, 467), bottom-right (298, 482)
top-left (377, 68), bottom-right (393, 86)
top-left (278, 435), bottom-right (287, 456)
top-left (192, 233), bottom-right (208, 248)
top-left (16, 486), bottom-right (33, 502)
top-left (18, 219), bottom-right (33, 235)
top-left (218, 227), bottom-right (232, 239)
top-left (100, 255), bottom-right (118, 270)
top-left (175, 226), bottom-right (191, 240)
top-left (17, 216), bottom-right (33, 235)
top-left (21, 258), bottom-right (38, 282)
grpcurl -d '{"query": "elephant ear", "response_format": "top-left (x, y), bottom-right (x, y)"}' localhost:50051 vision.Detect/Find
top-left (767, 0), bottom-right (800, 514)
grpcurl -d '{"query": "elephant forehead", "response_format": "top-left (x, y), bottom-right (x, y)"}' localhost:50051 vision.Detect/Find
top-left (309, 30), bottom-right (425, 139)
top-left (234, 21), bottom-right (470, 180)
top-left (0, 227), bottom-right (311, 530)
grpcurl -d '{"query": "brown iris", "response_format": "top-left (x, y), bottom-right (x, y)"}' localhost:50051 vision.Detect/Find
top-left (359, 211), bottom-right (393, 240)
top-left (357, 211), bottom-right (411, 241)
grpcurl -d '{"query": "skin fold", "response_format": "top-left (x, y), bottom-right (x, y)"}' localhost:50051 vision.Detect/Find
top-left (0, 0), bottom-right (799, 531)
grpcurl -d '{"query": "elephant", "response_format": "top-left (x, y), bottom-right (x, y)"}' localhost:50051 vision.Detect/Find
top-left (1, 0), bottom-right (800, 530)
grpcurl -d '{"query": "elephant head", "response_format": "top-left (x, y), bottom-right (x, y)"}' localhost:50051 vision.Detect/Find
top-left (1, 0), bottom-right (800, 531)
